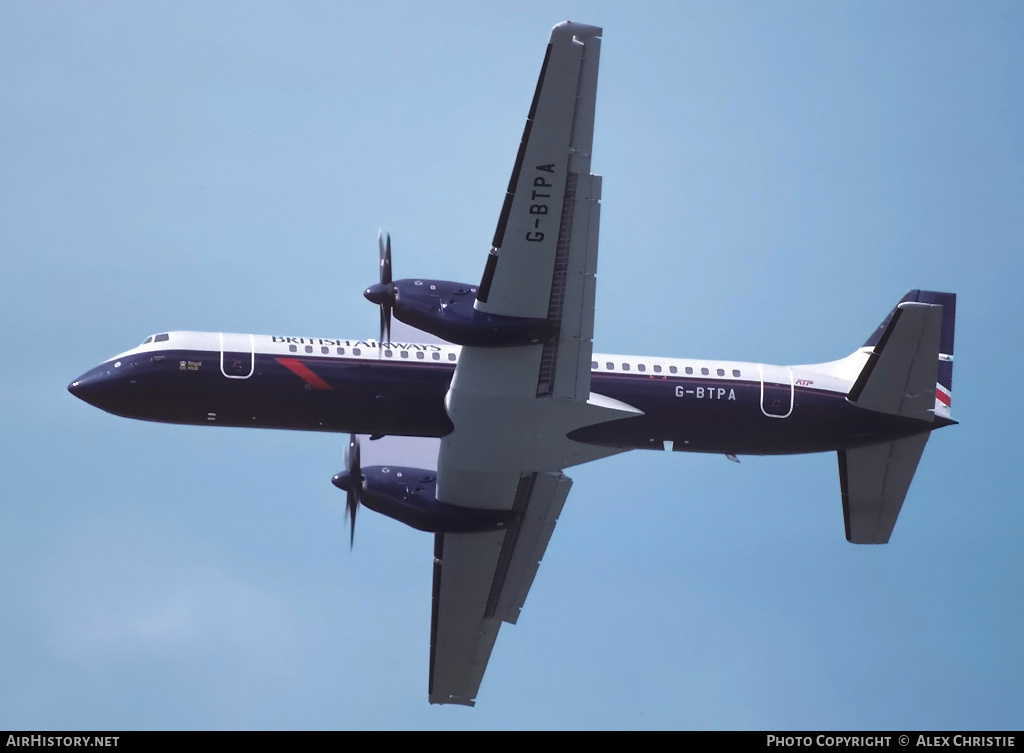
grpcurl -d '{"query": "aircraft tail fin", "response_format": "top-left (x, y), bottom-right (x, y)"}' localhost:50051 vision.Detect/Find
top-left (839, 433), bottom-right (929, 544)
top-left (857, 290), bottom-right (956, 420)
top-left (837, 290), bottom-right (957, 544)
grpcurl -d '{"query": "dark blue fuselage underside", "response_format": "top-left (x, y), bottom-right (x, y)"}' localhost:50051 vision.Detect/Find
top-left (70, 349), bottom-right (945, 456)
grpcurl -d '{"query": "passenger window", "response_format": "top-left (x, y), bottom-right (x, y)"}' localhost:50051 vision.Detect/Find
top-left (733, 369), bottom-right (741, 377)
top-left (701, 367), bottom-right (709, 376)
top-left (606, 362), bottom-right (614, 370)
top-left (685, 366), bottom-right (693, 375)
top-left (384, 350), bottom-right (392, 357)
top-left (638, 364), bottom-right (646, 372)
top-left (401, 351), bottom-right (409, 358)
top-left (653, 365), bottom-right (662, 373)
top-left (448, 353), bottom-right (456, 361)
top-left (337, 347), bottom-right (345, 355)
top-left (717, 368), bottom-right (725, 376)
top-left (432, 352), bottom-right (440, 360)
top-left (416, 351), bottom-right (424, 360)
top-left (321, 346), bottom-right (329, 354)
top-left (622, 363), bottom-right (630, 371)
top-left (669, 365), bottom-right (677, 374)
top-left (591, 361), bottom-right (598, 369)
top-left (289, 345), bottom-right (297, 353)
top-left (304, 345), bottom-right (313, 354)
top-left (353, 348), bottom-right (361, 356)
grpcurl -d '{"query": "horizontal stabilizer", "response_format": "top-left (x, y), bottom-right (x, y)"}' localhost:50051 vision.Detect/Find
top-left (848, 302), bottom-right (942, 421)
top-left (839, 433), bottom-right (929, 544)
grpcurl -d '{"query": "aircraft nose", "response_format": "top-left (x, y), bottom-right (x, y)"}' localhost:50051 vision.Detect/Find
top-left (68, 367), bottom-right (113, 408)
top-left (68, 372), bottom-right (98, 405)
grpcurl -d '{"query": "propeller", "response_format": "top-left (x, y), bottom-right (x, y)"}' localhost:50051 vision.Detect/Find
top-left (331, 434), bottom-right (363, 548)
top-left (364, 230), bottom-right (395, 346)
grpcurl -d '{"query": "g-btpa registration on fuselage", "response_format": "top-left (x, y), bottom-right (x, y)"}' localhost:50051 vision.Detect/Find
top-left (69, 22), bottom-right (957, 707)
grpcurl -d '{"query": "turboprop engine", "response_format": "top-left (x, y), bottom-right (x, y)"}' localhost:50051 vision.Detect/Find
top-left (332, 435), bottom-right (511, 546)
top-left (363, 231), bottom-right (551, 347)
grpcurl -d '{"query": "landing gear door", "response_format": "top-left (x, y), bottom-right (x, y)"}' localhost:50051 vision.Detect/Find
top-left (220, 333), bottom-right (254, 379)
top-left (759, 364), bottom-right (793, 418)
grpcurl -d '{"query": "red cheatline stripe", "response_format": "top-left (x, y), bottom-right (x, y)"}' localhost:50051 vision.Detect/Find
top-left (936, 388), bottom-right (951, 407)
top-left (276, 358), bottom-right (333, 390)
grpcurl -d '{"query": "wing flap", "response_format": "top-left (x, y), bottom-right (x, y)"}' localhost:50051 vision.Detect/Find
top-left (489, 471), bottom-right (572, 624)
top-left (547, 172), bottom-right (601, 400)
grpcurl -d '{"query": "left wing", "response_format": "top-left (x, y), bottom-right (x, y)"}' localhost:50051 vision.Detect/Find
top-left (427, 22), bottom-right (641, 706)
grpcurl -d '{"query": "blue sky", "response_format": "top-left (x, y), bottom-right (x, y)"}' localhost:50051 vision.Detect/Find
top-left (2, 1), bottom-right (1023, 730)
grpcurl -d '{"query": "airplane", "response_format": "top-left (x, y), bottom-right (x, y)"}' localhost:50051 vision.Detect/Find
top-left (68, 21), bottom-right (957, 706)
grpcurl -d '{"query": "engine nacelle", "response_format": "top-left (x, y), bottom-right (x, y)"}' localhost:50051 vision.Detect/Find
top-left (333, 465), bottom-right (512, 534)
top-left (390, 279), bottom-right (550, 347)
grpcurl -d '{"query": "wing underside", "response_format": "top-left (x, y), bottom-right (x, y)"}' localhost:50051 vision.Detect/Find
top-left (429, 472), bottom-right (571, 705)
top-left (476, 21), bottom-right (603, 401)
top-left (426, 22), bottom-right (639, 706)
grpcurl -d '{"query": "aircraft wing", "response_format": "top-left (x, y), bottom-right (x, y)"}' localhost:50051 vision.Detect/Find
top-left (429, 472), bottom-right (572, 705)
top-left (474, 20), bottom-right (603, 401)
top-left (426, 22), bottom-right (639, 706)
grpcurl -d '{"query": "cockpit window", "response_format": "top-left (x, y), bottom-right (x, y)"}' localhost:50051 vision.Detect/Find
top-left (142, 336), bottom-right (153, 345)
top-left (154, 334), bottom-right (169, 342)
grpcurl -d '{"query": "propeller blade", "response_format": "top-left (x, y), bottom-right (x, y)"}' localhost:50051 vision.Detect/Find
top-left (343, 434), bottom-right (362, 549)
top-left (378, 230), bottom-right (392, 286)
top-left (379, 303), bottom-right (391, 348)
top-left (349, 433), bottom-right (361, 476)
top-left (372, 230), bottom-right (394, 346)
top-left (347, 489), bottom-right (357, 549)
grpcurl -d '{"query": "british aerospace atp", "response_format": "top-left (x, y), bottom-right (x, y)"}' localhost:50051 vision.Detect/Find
top-left (69, 22), bottom-right (957, 706)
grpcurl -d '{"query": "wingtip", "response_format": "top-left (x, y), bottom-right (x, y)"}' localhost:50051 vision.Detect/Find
top-left (552, 21), bottom-right (602, 39)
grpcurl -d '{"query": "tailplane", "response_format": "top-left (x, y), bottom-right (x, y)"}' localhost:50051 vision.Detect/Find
top-left (839, 434), bottom-right (929, 544)
top-left (838, 290), bottom-right (957, 544)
